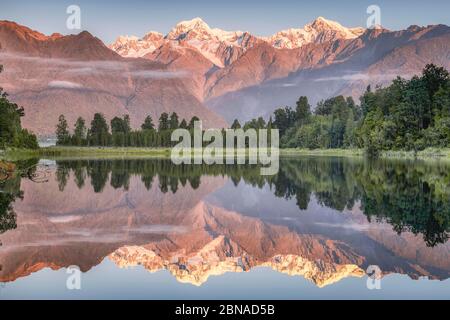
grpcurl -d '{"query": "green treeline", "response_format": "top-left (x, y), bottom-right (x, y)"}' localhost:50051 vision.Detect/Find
top-left (56, 112), bottom-right (201, 147)
top-left (0, 66), bottom-right (39, 150)
top-left (55, 64), bottom-right (450, 155)
top-left (239, 64), bottom-right (450, 155)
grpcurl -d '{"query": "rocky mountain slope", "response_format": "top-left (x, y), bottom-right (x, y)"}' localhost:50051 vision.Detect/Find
top-left (0, 20), bottom-right (227, 137)
top-left (207, 25), bottom-right (450, 121)
top-left (111, 17), bottom-right (450, 123)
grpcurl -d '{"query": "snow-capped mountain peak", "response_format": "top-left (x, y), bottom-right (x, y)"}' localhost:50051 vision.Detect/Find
top-left (110, 17), bottom-right (366, 64)
top-left (169, 17), bottom-right (211, 37)
top-left (166, 17), bottom-right (244, 44)
top-left (308, 16), bottom-right (346, 30)
top-left (109, 32), bottom-right (164, 58)
top-left (110, 17), bottom-right (252, 66)
top-left (307, 16), bottom-right (365, 38)
top-left (142, 31), bottom-right (164, 41)
top-left (266, 17), bottom-right (366, 49)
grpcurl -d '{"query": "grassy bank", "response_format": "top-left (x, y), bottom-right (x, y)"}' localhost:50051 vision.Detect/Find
top-left (282, 148), bottom-right (450, 160)
top-left (0, 148), bottom-right (40, 161)
top-left (37, 146), bottom-right (172, 159)
top-left (2, 146), bottom-right (450, 161)
top-left (280, 148), bottom-right (364, 157)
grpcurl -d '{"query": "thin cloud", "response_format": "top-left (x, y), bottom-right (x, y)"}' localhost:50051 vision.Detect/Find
top-left (48, 80), bottom-right (83, 89)
top-left (126, 225), bottom-right (189, 234)
top-left (314, 222), bottom-right (372, 231)
top-left (0, 53), bottom-right (189, 79)
top-left (314, 73), bottom-right (371, 82)
top-left (63, 67), bottom-right (96, 75)
top-left (314, 72), bottom-right (412, 82)
top-left (48, 215), bottom-right (83, 223)
top-left (281, 83), bottom-right (297, 87)
top-left (127, 70), bottom-right (190, 79)
top-left (0, 52), bottom-right (127, 71)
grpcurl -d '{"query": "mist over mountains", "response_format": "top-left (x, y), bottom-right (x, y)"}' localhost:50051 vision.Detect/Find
top-left (1, 17), bottom-right (450, 136)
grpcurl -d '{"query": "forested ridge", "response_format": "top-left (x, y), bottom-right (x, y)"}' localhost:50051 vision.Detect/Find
top-left (240, 64), bottom-right (450, 155)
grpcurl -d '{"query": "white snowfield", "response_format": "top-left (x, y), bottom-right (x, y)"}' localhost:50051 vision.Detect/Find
top-left (109, 17), bottom-right (367, 66)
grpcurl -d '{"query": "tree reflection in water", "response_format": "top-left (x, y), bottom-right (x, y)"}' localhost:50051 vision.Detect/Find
top-left (4, 157), bottom-right (449, 248)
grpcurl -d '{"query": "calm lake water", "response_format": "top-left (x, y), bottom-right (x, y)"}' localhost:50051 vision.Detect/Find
top-left (0, 157), bottom-right (449, 300)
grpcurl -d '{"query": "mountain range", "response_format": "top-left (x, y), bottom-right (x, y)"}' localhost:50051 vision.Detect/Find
top-left (1, 17), bottom-right (450, 136)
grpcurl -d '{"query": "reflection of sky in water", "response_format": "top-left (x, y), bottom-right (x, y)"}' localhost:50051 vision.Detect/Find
top-left (206, 180), bottom-right (376, 234)
top-left (206, 180), bottom-right (302, 219)
top-left (1, 259), bottom-right (450, 300)
top-left (1, 158), bottom-right (450, 299)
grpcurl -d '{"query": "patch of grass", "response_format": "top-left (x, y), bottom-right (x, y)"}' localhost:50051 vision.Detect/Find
top-left (280, 148), bottom-right (450, 160)
top-left (37, 146), bottom-right (172, 159)
top-left (280, 148), bottom-right (364, 157)
top-left (0, 148), bottom-right (40, 161)
top-left (4, 146), bottom-right (450, 162)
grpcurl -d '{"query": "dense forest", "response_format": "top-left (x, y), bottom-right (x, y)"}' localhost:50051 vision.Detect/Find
top-left (54, 64), bottom-right (449, 155)
top-left (55, 112), bottom-right (201, 148)
top-left (0, 66), bottom-right (39, 150)
top-left (239, 64), bottom-right (450, 155)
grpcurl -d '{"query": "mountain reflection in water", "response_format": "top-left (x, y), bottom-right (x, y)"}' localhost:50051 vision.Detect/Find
top-left (0, 157), bottom-right (449, 291)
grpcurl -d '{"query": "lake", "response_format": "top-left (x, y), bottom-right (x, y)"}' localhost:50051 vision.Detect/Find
top-left (0, 156), bottom-right (449, 299)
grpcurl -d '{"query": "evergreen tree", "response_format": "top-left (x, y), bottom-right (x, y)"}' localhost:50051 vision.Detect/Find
top-left (123, 115), bottom-right (131, 133)
top-left (256, 117), bottom-right (266, 129)
top-left (188, 116), bottom-right (200, 129)
top-left (158, 113), bottom-right (170, 131)
top-left (169, 112), bottom-right (179, 130)
top-left (179, 119), bottom-right (188, 129)
top-left (111, 115), bottom-right (131, 134)
top-left (111, 115), bottom-right (132, 147)
top-left (231, 119), bottom-right (242, 129)
top-left (267, 117), bottom-right (273, 130)
top-left (56, 115), bottom-right (70, 145)
top-left (89, 113), bottom-right (110, 146)
top-left (141, 115), bottom-right (155, 131)
top-left (73, 117), bottom-right (87, 146)
top-left (295, 96), bottom-right (311, 125)
top-left (111, 117), bottom-right (124, 134)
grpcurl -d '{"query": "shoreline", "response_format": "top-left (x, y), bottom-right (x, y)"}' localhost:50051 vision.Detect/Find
top-left (1, 146), bottom-right (450, 161)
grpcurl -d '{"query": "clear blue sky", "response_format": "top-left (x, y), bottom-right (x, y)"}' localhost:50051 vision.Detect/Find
top-left (2, 0), bottom-right (450, 44)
